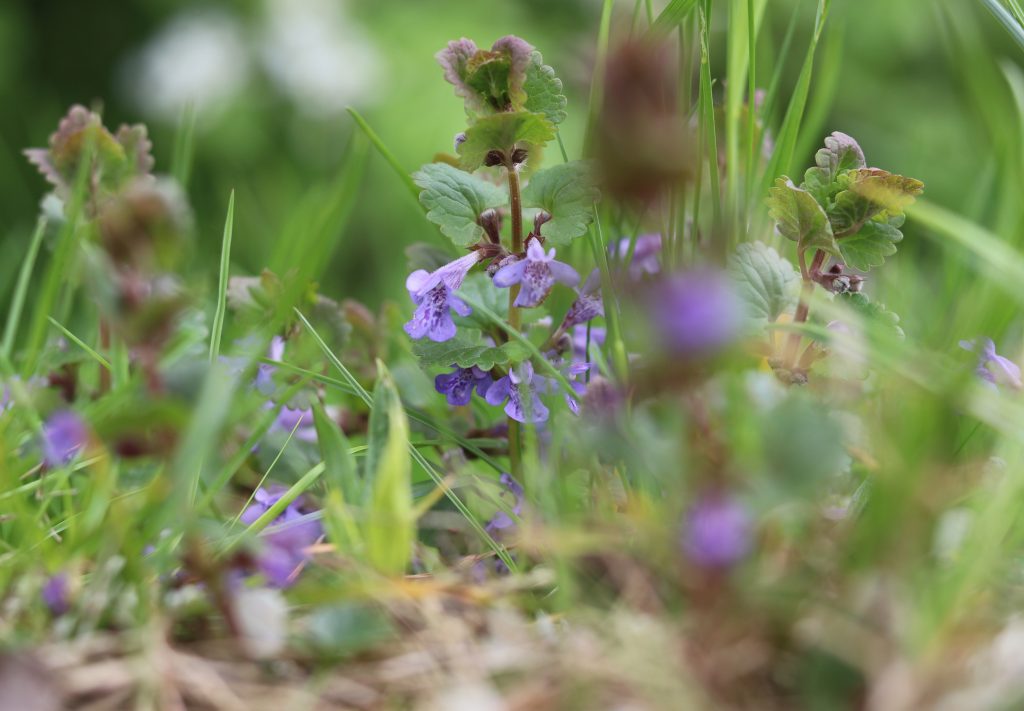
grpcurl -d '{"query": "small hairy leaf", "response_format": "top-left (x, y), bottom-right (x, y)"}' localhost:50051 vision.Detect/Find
top-left (801, 132), bottom-right (866, 204)
top-left (413, 162), bottom-right (507, 246)
top-left (413, 328), bottom-right (529, 370)
top-left (728, 241), bottom-right (799, 324)
top-left (767, 178), bottom-right (840, 258)
top-left (457, 112), bottom-right (556, 169)
top-left (830, 169), bottom-right (923, 235)
top-left (363, 363), bottom-right (414, 576)
top-left (837, 216), bottom-right (905, 271)
top-left (523, 50), bottom-right (567, 125)
top-left (521, 161), bottom-right (599, 245)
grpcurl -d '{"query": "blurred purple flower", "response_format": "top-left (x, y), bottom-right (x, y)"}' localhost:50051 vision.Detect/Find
top-left (405, 251), bottom-right (482, 342)
top-left (42, 572), bottom-right (70, 616)
top-left (649, 271), bottom-right (742, 355)
top-left (41, 410), bottom-right (89, 467)
top-left (435, 366), bottom-right (493, 406)
top-left (485, 362), bottom-right (551, 423)
top-left (612, 234), bottom-right (662, 280)
top-left (485, 473), bottom-right (524, 535)
top-left (560, 269), bottom-right (604, 332)
top-left (272, 405), bottom-right (318, 443)
top-left (255, 336), bottom-right (286, 395)
top-left (241, 486), bottom-right (323, 588)
top-left (960, 338), bottom-right (1022, 390)
top-left (493, 240), bottom-right (579, 308)
top-left (682, 492), bottom-right (751, 570)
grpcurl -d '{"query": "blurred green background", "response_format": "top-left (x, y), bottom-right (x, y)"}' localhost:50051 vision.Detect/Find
top-left (0, 0), bottom-right (1018, 320)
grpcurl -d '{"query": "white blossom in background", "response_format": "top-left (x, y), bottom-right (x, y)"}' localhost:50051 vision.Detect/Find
top-left (260, 0), bottom-right (382, 117)
top-left (122, 11), bottom-right (250, 121)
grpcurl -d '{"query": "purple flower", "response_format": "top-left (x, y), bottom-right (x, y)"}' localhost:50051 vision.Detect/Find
top-left (241, 486), bottom-right (323, 588)
top-left (435, 366), bottom-right (493, 406)
top-left (612, 234), bottom-right (662, 280)
top-left (405, 251), bottom-right (483, 342)
top-left (42, 573), bottom-right (70, 616)
top-left (682, 492), bottom-right (751, 570)
top-left (41, 410), bottom-right (89, 467)
top-left (255, 336), bottom-right (286, 395)
top-left (272, 405), bottom-right (318, 443)
top-left (485, 362), bottom-right (551, 424)
top-left (545, 352), bottom-right (591, 416)
top-left (485, 473), bottom-right (524, 535)
top-left (493, 240), bottom-right (579, 308)
top-left (960, 338), bottom-right (1022, 390)
top-left (649, 271), bottom-right (742, 355)
top-left (560, 269), bottom-right (604, 332)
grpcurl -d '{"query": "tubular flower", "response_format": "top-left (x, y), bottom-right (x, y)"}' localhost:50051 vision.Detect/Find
top-left (435, 366), bottom-right (493, 406)
top-left (493, 240), bottom-right (579, 308)
top-left (404, 251), bottom-right (483, 342)
top-left (485, 361), bottom-right (551, 424)
top-left (960, 338), bottom-right (1022, 390)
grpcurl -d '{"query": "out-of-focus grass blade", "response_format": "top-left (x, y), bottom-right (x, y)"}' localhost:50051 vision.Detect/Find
top-left (171, 103), bottom-right (196, 190)
top-left (208, 190), bottom-right (235, 363)
top-left (47, 318), bottom-right (112, 371)
top-left (584, 0), bottom-right (615, 156)
top-left (223, 461), bottom-right (326, 550)
top-left (313, 401), bottom-right (360, 503)
top-left (698, 0), bottom-right (723, 239)
top-left (1, 217), bottom-right (46, 360)
top-left (760, 0), bottom-right (831, 193)
top-left (363, 362), bottom-right (414, 576)
top-left (347, 107), bottom-right (419, 201)
top-left (908, 200), bottom-right (1024, 303)
top-left (647, 0), bottom-right (699, 36)
top-left (980, 0), bottom-right (1024, 51)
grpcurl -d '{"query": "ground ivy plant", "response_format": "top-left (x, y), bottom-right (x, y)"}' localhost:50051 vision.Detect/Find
top-left (743, 131), bottom-right (924, 383)
top-left (405, 36), bottom-right (600, 476)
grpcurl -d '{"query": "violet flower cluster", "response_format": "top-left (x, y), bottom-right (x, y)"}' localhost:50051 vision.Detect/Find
top-left (240, 486), bottom-right (323, 588)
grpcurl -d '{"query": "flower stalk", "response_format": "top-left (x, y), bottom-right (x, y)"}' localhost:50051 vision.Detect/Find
top-left (506, 159), bottom-right (524, 478)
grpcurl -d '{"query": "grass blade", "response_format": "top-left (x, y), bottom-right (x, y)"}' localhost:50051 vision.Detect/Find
top-left (1, 217), bottom-right (47, 360)
top-left (208, 190), bottom-right (235, 363)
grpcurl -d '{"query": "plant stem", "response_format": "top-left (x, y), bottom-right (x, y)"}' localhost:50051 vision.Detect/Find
top-left (507, 164), bottom-right (524, 479)
top-left (785, 249), bottom-right (825, 369)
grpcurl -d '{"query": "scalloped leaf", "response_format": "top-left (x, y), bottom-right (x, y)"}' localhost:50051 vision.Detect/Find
top-left (412, 328), bottom-right (529, 370)
top-left (412, 162), bottom-right (507, 246)
top-left (767, 178), bottom-right (840, 258)
top-left (521, 161), bottom-right (599, 245)
top-left (837, 215), bottom-right (905, 272)
top-left (829, 168), bottom-right (923, 235)
top-left (728, 241), bottom-right (799, 324)
top-left (802, 132), bottom-right (866, 204)
top-left (24, 105), bottom-right (154, 203)
top-left (523, 50), bottom-right (567, 125)
top-left (456, 111), bottom-right (556, 170)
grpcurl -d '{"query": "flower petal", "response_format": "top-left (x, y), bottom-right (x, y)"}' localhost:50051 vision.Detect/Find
top-left (493, 259), bottom-right (527, 288)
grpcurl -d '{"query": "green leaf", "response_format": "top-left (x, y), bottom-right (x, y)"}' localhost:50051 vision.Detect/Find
top-left (804, 131), bottom-right (865, 192)
top-left (767, 177), bottom-right (840, 258)
top-left (830, 168), bottom-right (924, 235)
top-left (457, 112), bottom-right (556, 170)
top-left (728, 241), bottom-right (799, 324)
top-left (523, 51), bottom-right (567, 125)
top-left (836, 292), bottom-right (904, 339)
top-left (313, 402), bottom-right (360, 504)
top-left (837, 216), bottom-right (904, 272)
top-left (412, 162), bottom-right (507, 247)
top-left (520, 161), bottom-right (599, 245)
top-left (412, 328), bottom-right (529, 370)
top-left (363, 362), bottom-right (414, 576)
